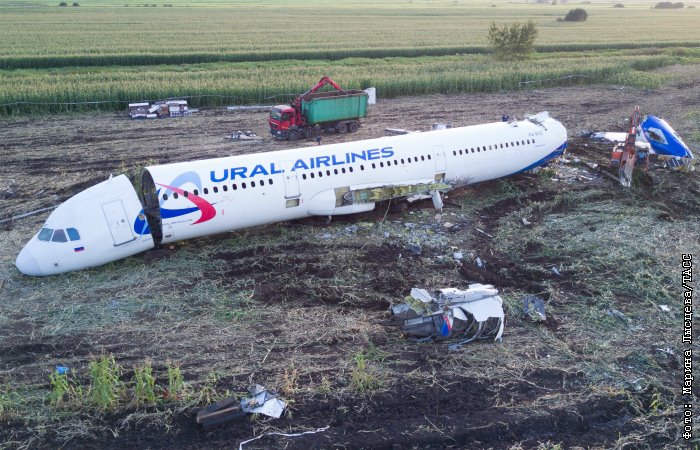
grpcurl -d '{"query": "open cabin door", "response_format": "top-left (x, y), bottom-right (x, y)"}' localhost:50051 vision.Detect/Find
top-left (102, 199), bottom-right (136, 246)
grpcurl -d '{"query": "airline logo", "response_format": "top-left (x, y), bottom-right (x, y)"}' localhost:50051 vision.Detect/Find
top-left (210, 147), bottom-right (395, 182)
top-left (133, 171), bottom-right (216, 235)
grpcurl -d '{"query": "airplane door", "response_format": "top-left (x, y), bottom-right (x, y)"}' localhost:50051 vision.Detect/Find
top-left (102, 199), bottom-right (136, 246)
top-left (433, 145), bottom-right (446, 173)
top-left (279, 160), bottom-right (300, 198)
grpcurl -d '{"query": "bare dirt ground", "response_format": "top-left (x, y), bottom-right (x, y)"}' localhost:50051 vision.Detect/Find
top-left (0, 65), bottom-right (699, 449)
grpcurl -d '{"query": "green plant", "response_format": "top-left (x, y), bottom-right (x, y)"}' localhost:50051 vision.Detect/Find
top-left (88, 354), bottom-right (123, 409)
top-left (564, 8), bottom-right (588, 22)
top-left (487, 21), bottom-right (538, 59)
top-left (280, 364), bottom-right (299, 396)
top-left (132, 359), bottom-right (157, 406)
top-left (48, 369), bottom-right (83, 409)
top-left (350, 352), bottom-right (382, 393)
top-left (166, 360), bottom-right (187, 400)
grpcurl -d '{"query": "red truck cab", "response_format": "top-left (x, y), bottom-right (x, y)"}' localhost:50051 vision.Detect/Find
top-left (269, 105), bottom-right (300, 140)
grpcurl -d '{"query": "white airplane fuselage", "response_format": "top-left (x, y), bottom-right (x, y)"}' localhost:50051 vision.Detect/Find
top-left (16, 113), bottom-right (567, 276)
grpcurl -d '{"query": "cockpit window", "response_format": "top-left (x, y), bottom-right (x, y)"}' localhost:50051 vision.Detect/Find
top-left (51, 229), bottom-right (68, 243)
top-left (646, 127), bottom-right (668, 145)
top-left (67, 228), bottom-right (81, 241)
top-left (38, 228), bottom-right (53, 241)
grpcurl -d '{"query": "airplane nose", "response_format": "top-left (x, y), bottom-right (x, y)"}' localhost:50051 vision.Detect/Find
top-left (16, 246), bottom-right (43, 276)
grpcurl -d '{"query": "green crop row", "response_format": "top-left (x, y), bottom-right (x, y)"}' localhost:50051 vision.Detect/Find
top-left (1, 52), bottom-right (691, 115)
top-left (0, 2), bottom-right (698, 69)
top-left (1, 42), bottom-right (698, 70)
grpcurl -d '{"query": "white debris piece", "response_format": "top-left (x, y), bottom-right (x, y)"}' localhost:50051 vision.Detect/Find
top-left (400, 283), bottom-right (505, 343)
top-left (592, 132), bottom-right (627, 142)
top-left (240, 385), bottom-right (286, 419)
top-left (410, 288), bottom-right (433, 303)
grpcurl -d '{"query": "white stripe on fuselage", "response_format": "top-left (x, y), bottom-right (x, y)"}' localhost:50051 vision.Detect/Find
top-left (147, 118), bottom-right (564, 243)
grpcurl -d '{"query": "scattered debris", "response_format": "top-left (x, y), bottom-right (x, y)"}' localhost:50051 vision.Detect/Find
top-left (607, 308), bottom-right (628, 322)
top-left (389, 284), bottom-right (505, 345)
top-left (406, 244), bottom-right (422, 255)
top-left (453, 251), bottom-right (463, 260)
top-left (521, 217), bottom-right (532, 226)
top-left (128, 100), bottom-right (192, 119)
top-left (658, 304), bottom-right (671, 312)
top-left (1, 179), bottom-right (18, 199)
top-left (55, 365), bottom-right (69, 375)
top-left (476, 228), bottom-right (493, 238)
top-left (384, 128), bottom-right (420, 136)
top-left (550, 266), bottom-right (562, 277)
top-left (240, 385), bottom-right (287, 419)
top-left (476, 257), bottom-right (484, 269)
top-left (522, 295), bottom-right (546, 320)
top-left (238, 426), bottom-right (330, 450)
top-left (196, 396), bottom-right (245, 431)
top-left (0, 205), bottom-right (57, 225)
top-left (226, 130), bottom-right (259, 141)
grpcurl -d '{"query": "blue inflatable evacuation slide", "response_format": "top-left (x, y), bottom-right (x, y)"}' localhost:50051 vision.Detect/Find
top-left (639, 115), bottom-right (694, 159)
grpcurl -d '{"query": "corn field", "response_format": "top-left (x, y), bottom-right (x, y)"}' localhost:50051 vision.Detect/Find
top-left (0, 0), bottom-right (698, 115)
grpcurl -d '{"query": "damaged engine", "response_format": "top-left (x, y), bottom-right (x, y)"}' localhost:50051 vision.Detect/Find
top-left (389, 284), bottom-right (505, 345)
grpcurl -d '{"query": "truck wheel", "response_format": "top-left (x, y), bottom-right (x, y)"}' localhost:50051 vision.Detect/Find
top-left (348, 121), bottom-right (359, 133)
top-left (288, 129), bottom-right (300, 141)
top-left (303, 127), bottom-right (315, 139)
top-left (336, 123), bottom-right (347, 134)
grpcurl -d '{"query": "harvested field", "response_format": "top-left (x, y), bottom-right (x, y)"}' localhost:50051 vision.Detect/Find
top-left (0, 65), bottom-right (698, 449)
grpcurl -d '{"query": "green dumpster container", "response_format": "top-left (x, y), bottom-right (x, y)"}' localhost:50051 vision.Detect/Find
top-left (301, 90), bottom-right (368, 125)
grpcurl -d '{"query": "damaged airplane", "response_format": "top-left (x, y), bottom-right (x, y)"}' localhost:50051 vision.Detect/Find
top-left (16, 112), bottom-right (567, 276)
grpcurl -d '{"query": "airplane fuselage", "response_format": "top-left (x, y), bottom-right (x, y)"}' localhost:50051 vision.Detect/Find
top-left (16, 113), bottom-right (567, 276)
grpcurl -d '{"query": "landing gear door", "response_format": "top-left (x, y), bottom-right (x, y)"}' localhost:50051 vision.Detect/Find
top-left (102, 199), bottom-right (136, 246)
top-left (433, 145), bottom-right (446, 173)
top-left (279, 160), bottom-right (300, 198)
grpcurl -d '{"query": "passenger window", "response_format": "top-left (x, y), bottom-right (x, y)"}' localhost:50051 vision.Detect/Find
top-left (302, 174), bottom-right (307, 180)
top-left (38, 228), bottom-right (53, 241)
top-left (371, 163), bottom-right (376, 169)
top-left (233, 184), bottom-right (237, 190)
top-left (223, 185), bottom-right (228, 192)
top-left (184, 191), bottom-right (189, 197)
top-left (326, 170), bottom-right (331, 176)
top-left (335, 168), bottom-right (340, 174)
top-left (453, 151), bottom-right (457, 156)
top-left (269, 178), bottom-right (273, 185)
top-left (318, 171), bottom-right (322, 177)
top-left (251, 181), bottom-right (256, 187)
top-left (213, 187), bottom-right (218, 193)
top-left (193, 189), bottom-right (199, 196)
top-left (360, 165), bottom-right (364, 171)
top-left (349, 167), bottom-right (354, 173)
top-left (52, 229), bottom-right (68, 243)
top-left (173, 192), bottom-right (179, 199)
top-left (260, 180), bottom-right (265, 186)
top-left (242, 182), bottom-right (247, 188)
top-left (163, 193), bottom-right (168, 201)
top-left (203, 188), bottom-right (209, 195)
top-left (67, 228), bottom-right (80, 241)
top-left (342, 168), bottom-right (346, 173)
